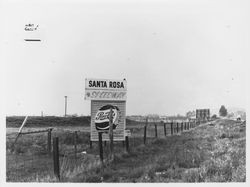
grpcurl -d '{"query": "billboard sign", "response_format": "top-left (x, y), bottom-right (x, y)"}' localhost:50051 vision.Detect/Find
top-left (94, 104), bottom-right (121, 131)
top-left (85, 78), bottom-right (127, 101)
top-left (90, 100), bottom-right (126, 141)
top-left (85, 78), bottom-right (127, 141)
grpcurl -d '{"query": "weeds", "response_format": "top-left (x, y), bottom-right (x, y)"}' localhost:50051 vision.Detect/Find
top-left (6, 119), bottom-right (245, 182)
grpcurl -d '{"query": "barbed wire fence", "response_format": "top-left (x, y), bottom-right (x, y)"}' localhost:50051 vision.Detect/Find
top-left (6, 118), bottom-right (211, 181)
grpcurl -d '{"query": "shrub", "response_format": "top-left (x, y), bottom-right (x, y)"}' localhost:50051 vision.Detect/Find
top-left (183, 168), bottom-right (204, 182)
top-left (220, 133), bottom-right (227, 139)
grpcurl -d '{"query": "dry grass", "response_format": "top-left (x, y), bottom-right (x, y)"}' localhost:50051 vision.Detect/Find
top-left (6, 119), bottom-right (245, 182)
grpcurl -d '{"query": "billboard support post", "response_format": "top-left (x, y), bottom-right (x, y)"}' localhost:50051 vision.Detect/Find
top-left (89, 134), bottom-right (92, 149)
top-left (109, 108), bottom-right (114, 161)
top-left (125, 136), bottom-right (129, 153)
top-left (98, 132), bottom-right (104, 164)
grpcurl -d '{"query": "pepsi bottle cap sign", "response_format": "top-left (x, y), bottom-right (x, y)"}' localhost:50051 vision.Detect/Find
top-left (94, 105), bottom-right (121, 131)
top-left (90, 100), bottom-right (126, 141)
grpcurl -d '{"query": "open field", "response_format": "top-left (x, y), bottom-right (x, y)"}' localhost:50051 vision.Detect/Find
top-left (6, 116), bottom-right (140, 128)
top-left (6, 118), bottom-right (245, 182)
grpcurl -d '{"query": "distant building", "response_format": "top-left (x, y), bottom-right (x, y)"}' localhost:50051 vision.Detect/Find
top-left (196, 109), bottom-right (210, 121)
top-left (127, 115), bottom-right (145, 122)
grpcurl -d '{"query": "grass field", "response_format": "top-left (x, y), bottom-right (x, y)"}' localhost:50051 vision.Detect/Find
top-left (6, 118), bottom-right (245, 182)
top-left (6, 116), bottom-right (139, 128)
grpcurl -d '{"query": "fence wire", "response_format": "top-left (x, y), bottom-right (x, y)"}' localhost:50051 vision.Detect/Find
top-left (6, 120), bottom-right (203, 182)
top-left (6, 131), bottom-right (53, 182)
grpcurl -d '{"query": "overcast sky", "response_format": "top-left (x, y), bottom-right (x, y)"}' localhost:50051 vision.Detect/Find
top-left (2, 0), bottom-right (249, 116)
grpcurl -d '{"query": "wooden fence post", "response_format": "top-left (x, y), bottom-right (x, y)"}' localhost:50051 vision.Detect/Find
top-left (125, 136), bottom-right (129, 153)
top-left (187, 122), bottom-right (190, 130)
top-left (144, 118), bottom-right (148, 144)
top-left (98, 132), bottom-right (104, 164)
top-left (181, 122), bottom-right (183, 132)
top-left (53, 137), bottom-right (60, 180)
top-left (184, 122), bottom-right (186, 130)
top-left (89, 134), bottom-right (92, 149)
top-left (171, 121), bottom-right (173, 135)
top-left (122, 141), bottom-right (125, 147)
top-left (74, 131), bottom-right (77, 162)
top-left (176, 123), bottom-right (179, 133)
top-left (144, 125), bottom-right (147, 144)
top-left (154, 124), bottom-right (158, 138)
top-left (47, 128), bottom-right (52, 154)
top-left (164, 123), bottom-right (166, 136)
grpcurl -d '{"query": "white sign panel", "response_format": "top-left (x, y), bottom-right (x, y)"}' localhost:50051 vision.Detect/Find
top-left (125, 130), bottom-right (131, 137)
top-left (85, 78), bottom-right (127, 101)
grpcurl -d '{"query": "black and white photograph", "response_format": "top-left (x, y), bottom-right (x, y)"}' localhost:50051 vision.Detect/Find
top-left (1, 0), bottom-right (249, 184)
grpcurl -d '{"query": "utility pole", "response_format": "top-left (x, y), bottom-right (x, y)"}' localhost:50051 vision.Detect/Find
top-left (64, 96), bottom-right (67, 117)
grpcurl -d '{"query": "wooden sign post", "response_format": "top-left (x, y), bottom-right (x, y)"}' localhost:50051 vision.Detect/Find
top-left (98, 132), bottom-right (104, 164)
top-left (125, 136), bottom-right (129, 153)
top-left (109, 108), bottom-right (114, 161)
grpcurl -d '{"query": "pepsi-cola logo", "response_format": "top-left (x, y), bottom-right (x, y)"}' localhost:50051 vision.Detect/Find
top-left (95, 105), bottom-right (121, 131)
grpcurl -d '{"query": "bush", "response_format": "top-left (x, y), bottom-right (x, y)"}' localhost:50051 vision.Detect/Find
top-left (219, 105), bottom-right (228, 117)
